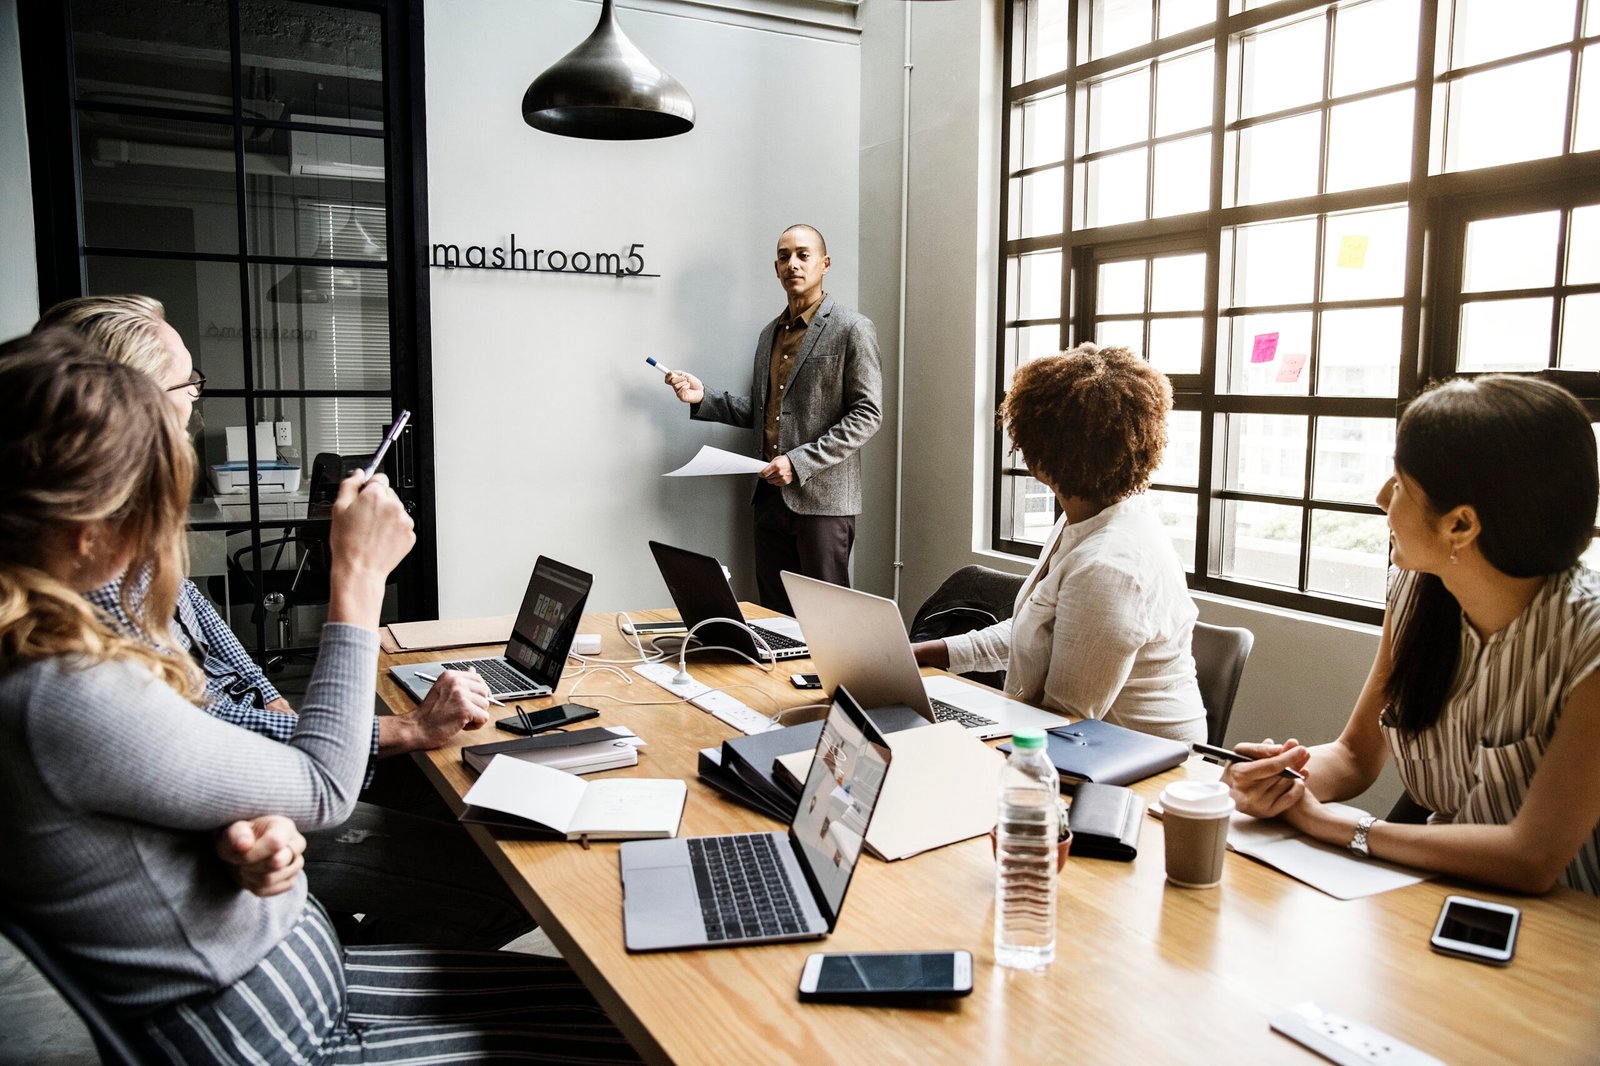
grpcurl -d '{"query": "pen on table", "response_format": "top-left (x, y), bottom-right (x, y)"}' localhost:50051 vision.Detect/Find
top-left (645, 356), bottom-right (674, 376)
top-left (1190, 742), bottom-right (1306, 781)
top-left (415, 671), bottom-right (505, 707)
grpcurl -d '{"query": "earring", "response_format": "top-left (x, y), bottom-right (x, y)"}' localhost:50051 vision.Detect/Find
top-left (1449, 546), bottom-right (1459, 565)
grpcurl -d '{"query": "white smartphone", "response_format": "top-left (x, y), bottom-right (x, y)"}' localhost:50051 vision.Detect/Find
top-left (797, 950), bottom-right (973, 1002)
top-left (1430, 895), bottom-right (1519, 966)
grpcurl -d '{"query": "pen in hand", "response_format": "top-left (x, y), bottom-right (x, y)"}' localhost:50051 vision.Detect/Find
top-left (415, 671), bottom-right (505, 708)
top-left (645, 356), bottom-right (674, 376)
top-left (1191, 742), bottom-right (1306, 781)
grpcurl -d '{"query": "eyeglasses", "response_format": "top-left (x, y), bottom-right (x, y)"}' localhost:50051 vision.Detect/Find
top-left (167, 370), bottom-right (206, 396)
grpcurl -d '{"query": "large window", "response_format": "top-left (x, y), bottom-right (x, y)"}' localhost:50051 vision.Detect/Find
top-left (998, 0), bottom-right (1600, 622)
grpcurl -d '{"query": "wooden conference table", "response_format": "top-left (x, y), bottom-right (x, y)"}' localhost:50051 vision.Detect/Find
top-left (377, 607), bottom-right (1600, 1065)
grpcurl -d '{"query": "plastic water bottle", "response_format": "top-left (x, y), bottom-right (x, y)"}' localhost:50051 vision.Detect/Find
top-left (994, 728), bottom-right (1059, 971)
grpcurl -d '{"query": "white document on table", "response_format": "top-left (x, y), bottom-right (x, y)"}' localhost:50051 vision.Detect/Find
top-left (1225, 803), bottom-right (1434, 900)
top-left (663, 445), bottom-right (768, 477)
top-left (1148, 800), bottom-right (1433, 899)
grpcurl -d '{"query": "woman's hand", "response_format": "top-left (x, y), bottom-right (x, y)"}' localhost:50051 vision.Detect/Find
top-left (217, 815), bottom-right (306, 898)
top-left (327, 471), bottom-right (415, 625)
top-left (1224, 738), bottom-right (1312, 819)
top-left (910, 639), bottom-right (949, 669)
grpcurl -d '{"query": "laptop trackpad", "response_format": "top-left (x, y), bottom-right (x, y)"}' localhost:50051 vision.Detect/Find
top-left (631, 866), bottom-right (700, 914)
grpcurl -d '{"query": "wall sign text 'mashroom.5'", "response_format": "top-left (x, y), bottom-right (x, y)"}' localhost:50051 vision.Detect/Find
top-left (430, 237), bottom-right (656, 278)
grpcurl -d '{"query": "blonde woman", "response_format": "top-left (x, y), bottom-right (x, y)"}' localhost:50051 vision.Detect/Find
top-left (38, 294), bottom-right (525, 949)
top-left (0, 331), bottom-right (636, 1062)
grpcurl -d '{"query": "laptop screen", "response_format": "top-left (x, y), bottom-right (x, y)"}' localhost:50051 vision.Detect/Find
top-left (504, 557), bottom-right (592, 688)
top-left (647, 541), bottom-right (755, 655)
top-left (788, 687), bottom-right (892, 928)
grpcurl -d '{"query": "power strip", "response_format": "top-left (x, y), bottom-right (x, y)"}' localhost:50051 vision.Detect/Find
top-left (632, 662), bottom-right (779, 735)
top-left (1271, 1003), bottom-right (1443, 1066)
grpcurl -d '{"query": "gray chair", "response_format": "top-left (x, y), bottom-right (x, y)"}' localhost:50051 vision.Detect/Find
top-left (1192, 621), bottom-right (1255, 746)
top-left (0, 906), bottom-right (147, 1065)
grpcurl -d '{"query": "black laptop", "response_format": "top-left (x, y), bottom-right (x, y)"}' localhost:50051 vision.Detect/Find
top-left (647, 541), bottom-right (808, 661)
top-left (389, 556), bottom-right (592, 701)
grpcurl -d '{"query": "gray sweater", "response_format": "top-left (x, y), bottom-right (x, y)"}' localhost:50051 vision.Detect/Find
top-left (0, 624), bottom-right (377, 1013)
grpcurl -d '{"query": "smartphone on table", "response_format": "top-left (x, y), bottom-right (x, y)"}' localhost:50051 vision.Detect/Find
top-left (1430, 895), bottom-right (1519, 966)
top-left (790, 673), bottom-right (823, 690)
top-left (797, 950), bottom-right (973, 1002)
top-left (494, 703), bottom-right (600, 736)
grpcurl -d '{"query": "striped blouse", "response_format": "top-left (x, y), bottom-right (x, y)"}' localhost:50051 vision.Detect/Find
top-left (1382, 565), bottom-right (1600, 896)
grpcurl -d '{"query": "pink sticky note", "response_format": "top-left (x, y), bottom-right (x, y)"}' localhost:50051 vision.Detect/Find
top-left (1250, 333), bottom-right (1279, 363)
top-left (1275, 353), bottom-right (1308, 383)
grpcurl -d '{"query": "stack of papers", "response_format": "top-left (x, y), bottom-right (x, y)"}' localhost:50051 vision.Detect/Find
top-left (461, 755), bottom-right (686, 841)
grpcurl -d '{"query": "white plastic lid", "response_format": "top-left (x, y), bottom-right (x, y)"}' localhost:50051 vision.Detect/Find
top-left (1159, 780), bottom-right (1235, 818)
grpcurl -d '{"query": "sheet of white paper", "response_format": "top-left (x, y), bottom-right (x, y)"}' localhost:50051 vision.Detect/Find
top-left (1147, 801), bottom-right (1433, 899)
top-left (663, 445), bottom-right (768, 477)
top-left (573, 779), bottom-right (687, 835)
top-left (1226, 803), bottom-right (1433, 900)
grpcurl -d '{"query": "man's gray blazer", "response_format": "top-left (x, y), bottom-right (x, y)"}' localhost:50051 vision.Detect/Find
top-left (692, 294), bottom-right (883, 517)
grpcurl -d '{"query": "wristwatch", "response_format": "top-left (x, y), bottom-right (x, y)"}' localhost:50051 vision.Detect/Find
top-left (1349, 814), bottom-right (1377, 858)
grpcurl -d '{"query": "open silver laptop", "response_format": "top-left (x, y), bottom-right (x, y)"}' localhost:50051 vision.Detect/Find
top-left (782, 571), bottom-right (1067, 740)
top-left (388, 557), bottom-right (591, 701)
top-left (620, 686), bottom-right (890, 952)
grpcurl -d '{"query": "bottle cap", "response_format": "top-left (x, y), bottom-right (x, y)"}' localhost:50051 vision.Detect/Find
top-left (1011, 728), bottom-right (1046, 751)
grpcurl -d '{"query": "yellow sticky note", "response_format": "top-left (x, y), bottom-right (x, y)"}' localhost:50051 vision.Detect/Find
top-left (1337, 235), bottom-right (1369, 269)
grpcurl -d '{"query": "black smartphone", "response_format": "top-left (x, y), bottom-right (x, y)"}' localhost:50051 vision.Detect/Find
top-left (797, 951), bottom-right (973, 1002)
top-left (790, 673), bottom-right (823, 690)
top-left (494, 703), bottom-right (600, 736)
top-left (1430, 895), bottom-right (1519, 966)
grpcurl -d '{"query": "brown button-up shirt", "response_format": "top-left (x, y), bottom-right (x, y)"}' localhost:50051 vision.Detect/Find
top-left (762, 292), bottom-right (824, 460)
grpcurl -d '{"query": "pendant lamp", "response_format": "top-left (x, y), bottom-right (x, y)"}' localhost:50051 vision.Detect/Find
top-left (522, 0), bottom-right (695, 140)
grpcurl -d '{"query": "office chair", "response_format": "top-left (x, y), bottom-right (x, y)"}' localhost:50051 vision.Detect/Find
top-left (207, 452), bottom-right (357, 671)
top-left (0, 906), bottom-right (148, 1065)
top-left (1191, 621), bottom-right (1255, 746)
top-left (909, 565), bottom-right (1026, 689)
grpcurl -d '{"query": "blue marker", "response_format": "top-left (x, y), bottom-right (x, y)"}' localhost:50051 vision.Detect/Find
top-left (645, 356), bottom-right (674, 375)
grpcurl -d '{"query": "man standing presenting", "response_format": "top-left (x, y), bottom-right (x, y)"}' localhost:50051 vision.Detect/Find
top-left (663, 225), bottom-right (882, 614)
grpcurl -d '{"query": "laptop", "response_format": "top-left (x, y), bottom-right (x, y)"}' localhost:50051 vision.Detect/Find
top-left (782, 571), bottom-right (1068, 740)
top-left (647, 541), bottom-right (808, 661)
top-left (620, 685), bottom-right (891, 952)
top-left (388, 556), bottom-right (592, 701)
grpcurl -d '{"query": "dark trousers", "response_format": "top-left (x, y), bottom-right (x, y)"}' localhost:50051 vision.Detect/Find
top-left (753, 482), bottom-right (856, 614)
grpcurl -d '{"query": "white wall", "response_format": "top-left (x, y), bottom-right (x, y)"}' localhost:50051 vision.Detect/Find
top-left (855, 2), bottom-right (1402, 813)
top-left (0, 0), bottom-right (39, 338)
top-left (425, 0), bottom-right (876, 617)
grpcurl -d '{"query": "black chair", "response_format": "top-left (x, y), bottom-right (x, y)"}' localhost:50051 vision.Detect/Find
top-left (909, 565), bottom-right (1027, 689)
top-left (1191, 621), bottom-right (1255, 746)
top-left (1385, 793), bottom-right (1433, 824)
top-left (206, 452), bottom-right (357, 671)
top-left (0, 906), bottom-right (148, 1065)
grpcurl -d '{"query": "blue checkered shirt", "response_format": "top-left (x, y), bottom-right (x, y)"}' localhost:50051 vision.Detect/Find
top-left (85, 573), bottom-right (380, 785)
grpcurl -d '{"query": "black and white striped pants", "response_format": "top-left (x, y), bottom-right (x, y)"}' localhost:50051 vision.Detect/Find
top-left (136, 900), bottom-right (641, 1064)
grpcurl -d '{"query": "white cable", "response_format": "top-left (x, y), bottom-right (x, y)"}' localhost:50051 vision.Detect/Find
top-left (673, 616), bottom-right (776, 684)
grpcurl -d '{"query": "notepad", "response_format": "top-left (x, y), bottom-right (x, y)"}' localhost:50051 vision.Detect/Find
top-left (460, 755), bottom-right (686, 841)
top-left (387, 614), bottom-right (517, 651)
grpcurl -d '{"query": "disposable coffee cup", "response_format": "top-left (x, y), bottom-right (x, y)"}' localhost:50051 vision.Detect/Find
top-left (1160, 780), bottom-right (1235, 889)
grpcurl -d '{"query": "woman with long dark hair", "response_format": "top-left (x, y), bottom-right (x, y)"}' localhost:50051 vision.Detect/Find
top-left (1228, 374), bottom-right (1600, 895)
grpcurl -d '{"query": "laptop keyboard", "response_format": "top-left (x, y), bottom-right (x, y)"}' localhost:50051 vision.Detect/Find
top-left (930, 697), bottom-right (998, 730)
top-left (688, 835), bottom-right (808, 941)
top-left (752, 626), bottom-right (806, 652)
top-left (440, 657), bottom-right (539, 695)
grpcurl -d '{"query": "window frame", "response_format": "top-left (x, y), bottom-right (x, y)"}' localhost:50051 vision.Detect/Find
top-left (995, 0), bottom-right (1600, 626)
